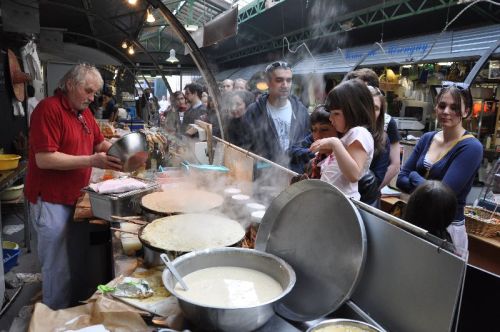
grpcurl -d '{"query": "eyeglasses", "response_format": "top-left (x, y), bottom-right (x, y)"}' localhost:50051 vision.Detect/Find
top-left (77, 113), bottom-right (91, 135)
top-left (265, 61), bottom-right (291, 73)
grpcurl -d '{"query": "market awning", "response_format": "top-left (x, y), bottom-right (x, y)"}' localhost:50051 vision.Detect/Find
top-left (215, 62), bottom-right (268, 81)
top-left (293, 24), bottom-right (500, 75)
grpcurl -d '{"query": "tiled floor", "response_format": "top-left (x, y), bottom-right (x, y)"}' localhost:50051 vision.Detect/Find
top-left (1, 205), bottom-right (41, 332)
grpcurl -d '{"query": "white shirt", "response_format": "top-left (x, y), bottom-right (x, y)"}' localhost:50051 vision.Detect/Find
top-left (267, 100), bottom-right (292, 151)
top-left (320, 127), bottom-right (374, 200)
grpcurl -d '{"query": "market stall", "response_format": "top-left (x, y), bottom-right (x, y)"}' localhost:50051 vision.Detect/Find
top-left (36, 120), bottom-right (473, 332)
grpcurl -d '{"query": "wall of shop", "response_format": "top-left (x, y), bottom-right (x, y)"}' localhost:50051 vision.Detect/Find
top-left (0, 52), bottom-right (28, 156)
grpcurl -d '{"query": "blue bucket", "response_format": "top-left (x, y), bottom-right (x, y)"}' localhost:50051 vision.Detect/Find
top-left (3, 241), bottom-right (20, 273)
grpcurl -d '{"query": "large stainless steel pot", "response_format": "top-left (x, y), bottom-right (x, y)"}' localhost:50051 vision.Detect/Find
top-left (307, 318), bottom-right (382, 332)
top-left (162, 247), bottom-right (296, 332)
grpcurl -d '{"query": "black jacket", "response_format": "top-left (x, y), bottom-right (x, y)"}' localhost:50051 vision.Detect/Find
top-left (241, 94), bottom-right (310, 172)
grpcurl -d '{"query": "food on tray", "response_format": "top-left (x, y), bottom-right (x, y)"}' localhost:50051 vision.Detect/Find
top-left (173, 266), bottom-right (283, 308)
top-left (89, 177), bottom-right (148, 194)
top-left (141, 189), bottom-right (223, 213)
top-left (100, 122), bottom-right (115, 138)
top-left (140, 213), bottom-right (245, 252)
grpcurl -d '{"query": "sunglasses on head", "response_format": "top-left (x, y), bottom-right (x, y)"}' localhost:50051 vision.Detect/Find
top-left (265, 61), bottom-right (291, 73)
top-left (441, 81), bottom-right (469, 90)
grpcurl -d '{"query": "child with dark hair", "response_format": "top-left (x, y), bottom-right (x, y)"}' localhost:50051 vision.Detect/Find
top-left (289, 105), bottom-right (337, 178)
top-left (310, 79), bottom-right (380, 200)
top-left (404, 180), bottom-right (457, 245)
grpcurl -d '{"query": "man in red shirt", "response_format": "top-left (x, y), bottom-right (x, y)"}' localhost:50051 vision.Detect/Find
top-left (25, 64), bottom-right (122, 309)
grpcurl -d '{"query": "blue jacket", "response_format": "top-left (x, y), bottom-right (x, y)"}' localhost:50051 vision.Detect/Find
top-left (397, 131), bottom-right (483, 222)
top-left (289, 133), bottom-right (315, 174)
top-left (242, 94), bottom-right (310, 172)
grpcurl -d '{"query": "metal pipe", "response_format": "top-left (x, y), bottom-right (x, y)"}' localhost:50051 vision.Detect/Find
top-left (213, 136), bottom-right (298, 177)
top-left (351, 199), bottom-right (456, 252)
top-left (148, 0), bottom-right (225, 140)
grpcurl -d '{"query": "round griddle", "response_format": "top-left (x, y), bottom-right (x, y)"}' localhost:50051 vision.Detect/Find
top-left (255, 179), bottom-right (367, 321)
top-left (138, 213), bottom-right (245, 254)
top-left (141, 189), bottom-right (224, 214)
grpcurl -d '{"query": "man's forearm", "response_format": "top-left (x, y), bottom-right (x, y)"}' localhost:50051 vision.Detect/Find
top-left (35, 151), bottom-right (92, 170)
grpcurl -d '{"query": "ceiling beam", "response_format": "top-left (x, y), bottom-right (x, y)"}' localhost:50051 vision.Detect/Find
top-left (237, 0), bottom-right (286, 24)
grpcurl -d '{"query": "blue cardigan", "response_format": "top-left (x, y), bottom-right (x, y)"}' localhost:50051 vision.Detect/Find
top-left (397, 131), bottom-right (483, 222)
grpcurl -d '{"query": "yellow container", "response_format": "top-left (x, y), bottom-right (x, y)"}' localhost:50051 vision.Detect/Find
top-left (0, 154), bottom-right (21, 171)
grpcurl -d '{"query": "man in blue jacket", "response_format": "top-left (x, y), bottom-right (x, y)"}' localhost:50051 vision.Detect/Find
top-left (242, 61), bottom-right (310, 172)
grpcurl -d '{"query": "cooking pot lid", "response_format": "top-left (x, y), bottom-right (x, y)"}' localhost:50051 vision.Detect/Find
top-left (255, 180), bottom-right (367, 321)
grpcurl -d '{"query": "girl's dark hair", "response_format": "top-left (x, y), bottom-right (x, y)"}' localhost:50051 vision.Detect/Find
top-left (436, 85), bottom-right (473, 119)
top-left (326, 79), bottom-right (383, 151)
top-left (404, 180), bottom-right (457, 240)
top-left (310, 104), bottom-right (330, 125)
top-left (367, 85), bottom-right (387, 156)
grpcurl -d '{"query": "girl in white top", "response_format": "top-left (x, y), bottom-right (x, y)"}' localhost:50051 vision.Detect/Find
top-left (310, 79), bottom-right (379, 200)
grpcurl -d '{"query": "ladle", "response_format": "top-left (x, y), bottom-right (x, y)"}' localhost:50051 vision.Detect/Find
top-left (160, 253), bottom-right (189, 291)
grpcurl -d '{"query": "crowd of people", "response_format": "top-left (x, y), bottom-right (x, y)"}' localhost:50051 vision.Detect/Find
top-left (163, 62), bottom-right (481, 260)
top-left (25, 60), bottom-right (483, 311)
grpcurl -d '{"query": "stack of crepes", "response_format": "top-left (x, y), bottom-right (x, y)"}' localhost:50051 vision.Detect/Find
top-left (89, 178), bottom-right (148, 194)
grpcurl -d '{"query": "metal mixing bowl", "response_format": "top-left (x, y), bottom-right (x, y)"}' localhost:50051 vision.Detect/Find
top-left (106, 132), bottom-right (149, 172)
top-left (307, 319), bottom-right (382, 332)
top-left (162, 247), bottom-right (296, 332)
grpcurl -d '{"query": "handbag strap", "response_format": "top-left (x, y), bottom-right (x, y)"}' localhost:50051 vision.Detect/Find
top-left (425, 133), bottom-right (474, 179)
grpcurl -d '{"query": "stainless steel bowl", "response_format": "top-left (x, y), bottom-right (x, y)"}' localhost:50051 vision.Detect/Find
top-left (107, 132), bottom-right (149, 172)
top-left (162, 247), bottom-right (296, 332)
top-left (307, 319), bottom-right (382, 332)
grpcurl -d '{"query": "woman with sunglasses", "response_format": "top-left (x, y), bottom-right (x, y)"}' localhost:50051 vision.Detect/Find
top-left (397, 85), bottom-right (483, 257)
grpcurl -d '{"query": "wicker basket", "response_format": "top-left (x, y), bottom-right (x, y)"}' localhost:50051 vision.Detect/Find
top-left (464, 206), bottom-right (500, 237)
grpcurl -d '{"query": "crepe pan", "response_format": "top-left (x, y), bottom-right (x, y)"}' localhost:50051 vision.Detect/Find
top-left (140, 189), bottom-right (224, 215)
top-left (255, 179), bottom-right (367, 321)
top-left (115, 213), bottom-right (246, 259)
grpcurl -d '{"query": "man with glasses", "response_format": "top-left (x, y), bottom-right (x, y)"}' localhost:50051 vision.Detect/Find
top-left (25, 64), bottom-right (122, 310)
top-left (242, 61), bottom-right (310, 172)
top-left (182, 82), bottom-right (208, 134)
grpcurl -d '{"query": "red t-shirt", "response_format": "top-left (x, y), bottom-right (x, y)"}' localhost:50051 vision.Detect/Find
top-left (25, 93), bottom-right (104, 205)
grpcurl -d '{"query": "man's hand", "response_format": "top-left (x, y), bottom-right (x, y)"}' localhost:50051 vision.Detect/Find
top-left (90, 152), bottom-right (122, 171)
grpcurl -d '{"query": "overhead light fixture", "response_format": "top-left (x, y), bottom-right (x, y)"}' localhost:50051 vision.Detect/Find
top-left (402, 65), bottom-right (412, 68)
top-left (128, 0), bottom-right (137, 5)
top-left (146, 9), bottom-right (155, 23)
top-left (437, 62), bottom-right (453, 66)
top-left (166, 49), bottom-right (179, 63)
top-left (184, 24), bottom-right (198, 32)
top-left (128, 46), bottom-right (135, 55)
top-left (121, 41), bottom-right (128, 49)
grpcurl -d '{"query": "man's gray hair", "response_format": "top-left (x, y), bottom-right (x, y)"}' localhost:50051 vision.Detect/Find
top-left (58, 63), bottom-right (104, 92)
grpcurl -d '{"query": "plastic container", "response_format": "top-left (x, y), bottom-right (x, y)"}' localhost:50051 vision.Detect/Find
top-left (1, 184), bottom-right (24, 201)
top-left (3, 241), bottom-right (20, 273)
top-left (0, 154), bottom-right (21, 171)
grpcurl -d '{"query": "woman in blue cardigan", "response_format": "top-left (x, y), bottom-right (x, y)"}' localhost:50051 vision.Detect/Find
top-left (397, 85), bottom-right (483, 257)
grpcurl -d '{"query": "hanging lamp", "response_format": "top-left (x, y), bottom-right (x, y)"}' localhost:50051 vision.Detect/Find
top-left (166, 49), bottom-right (179, 63)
